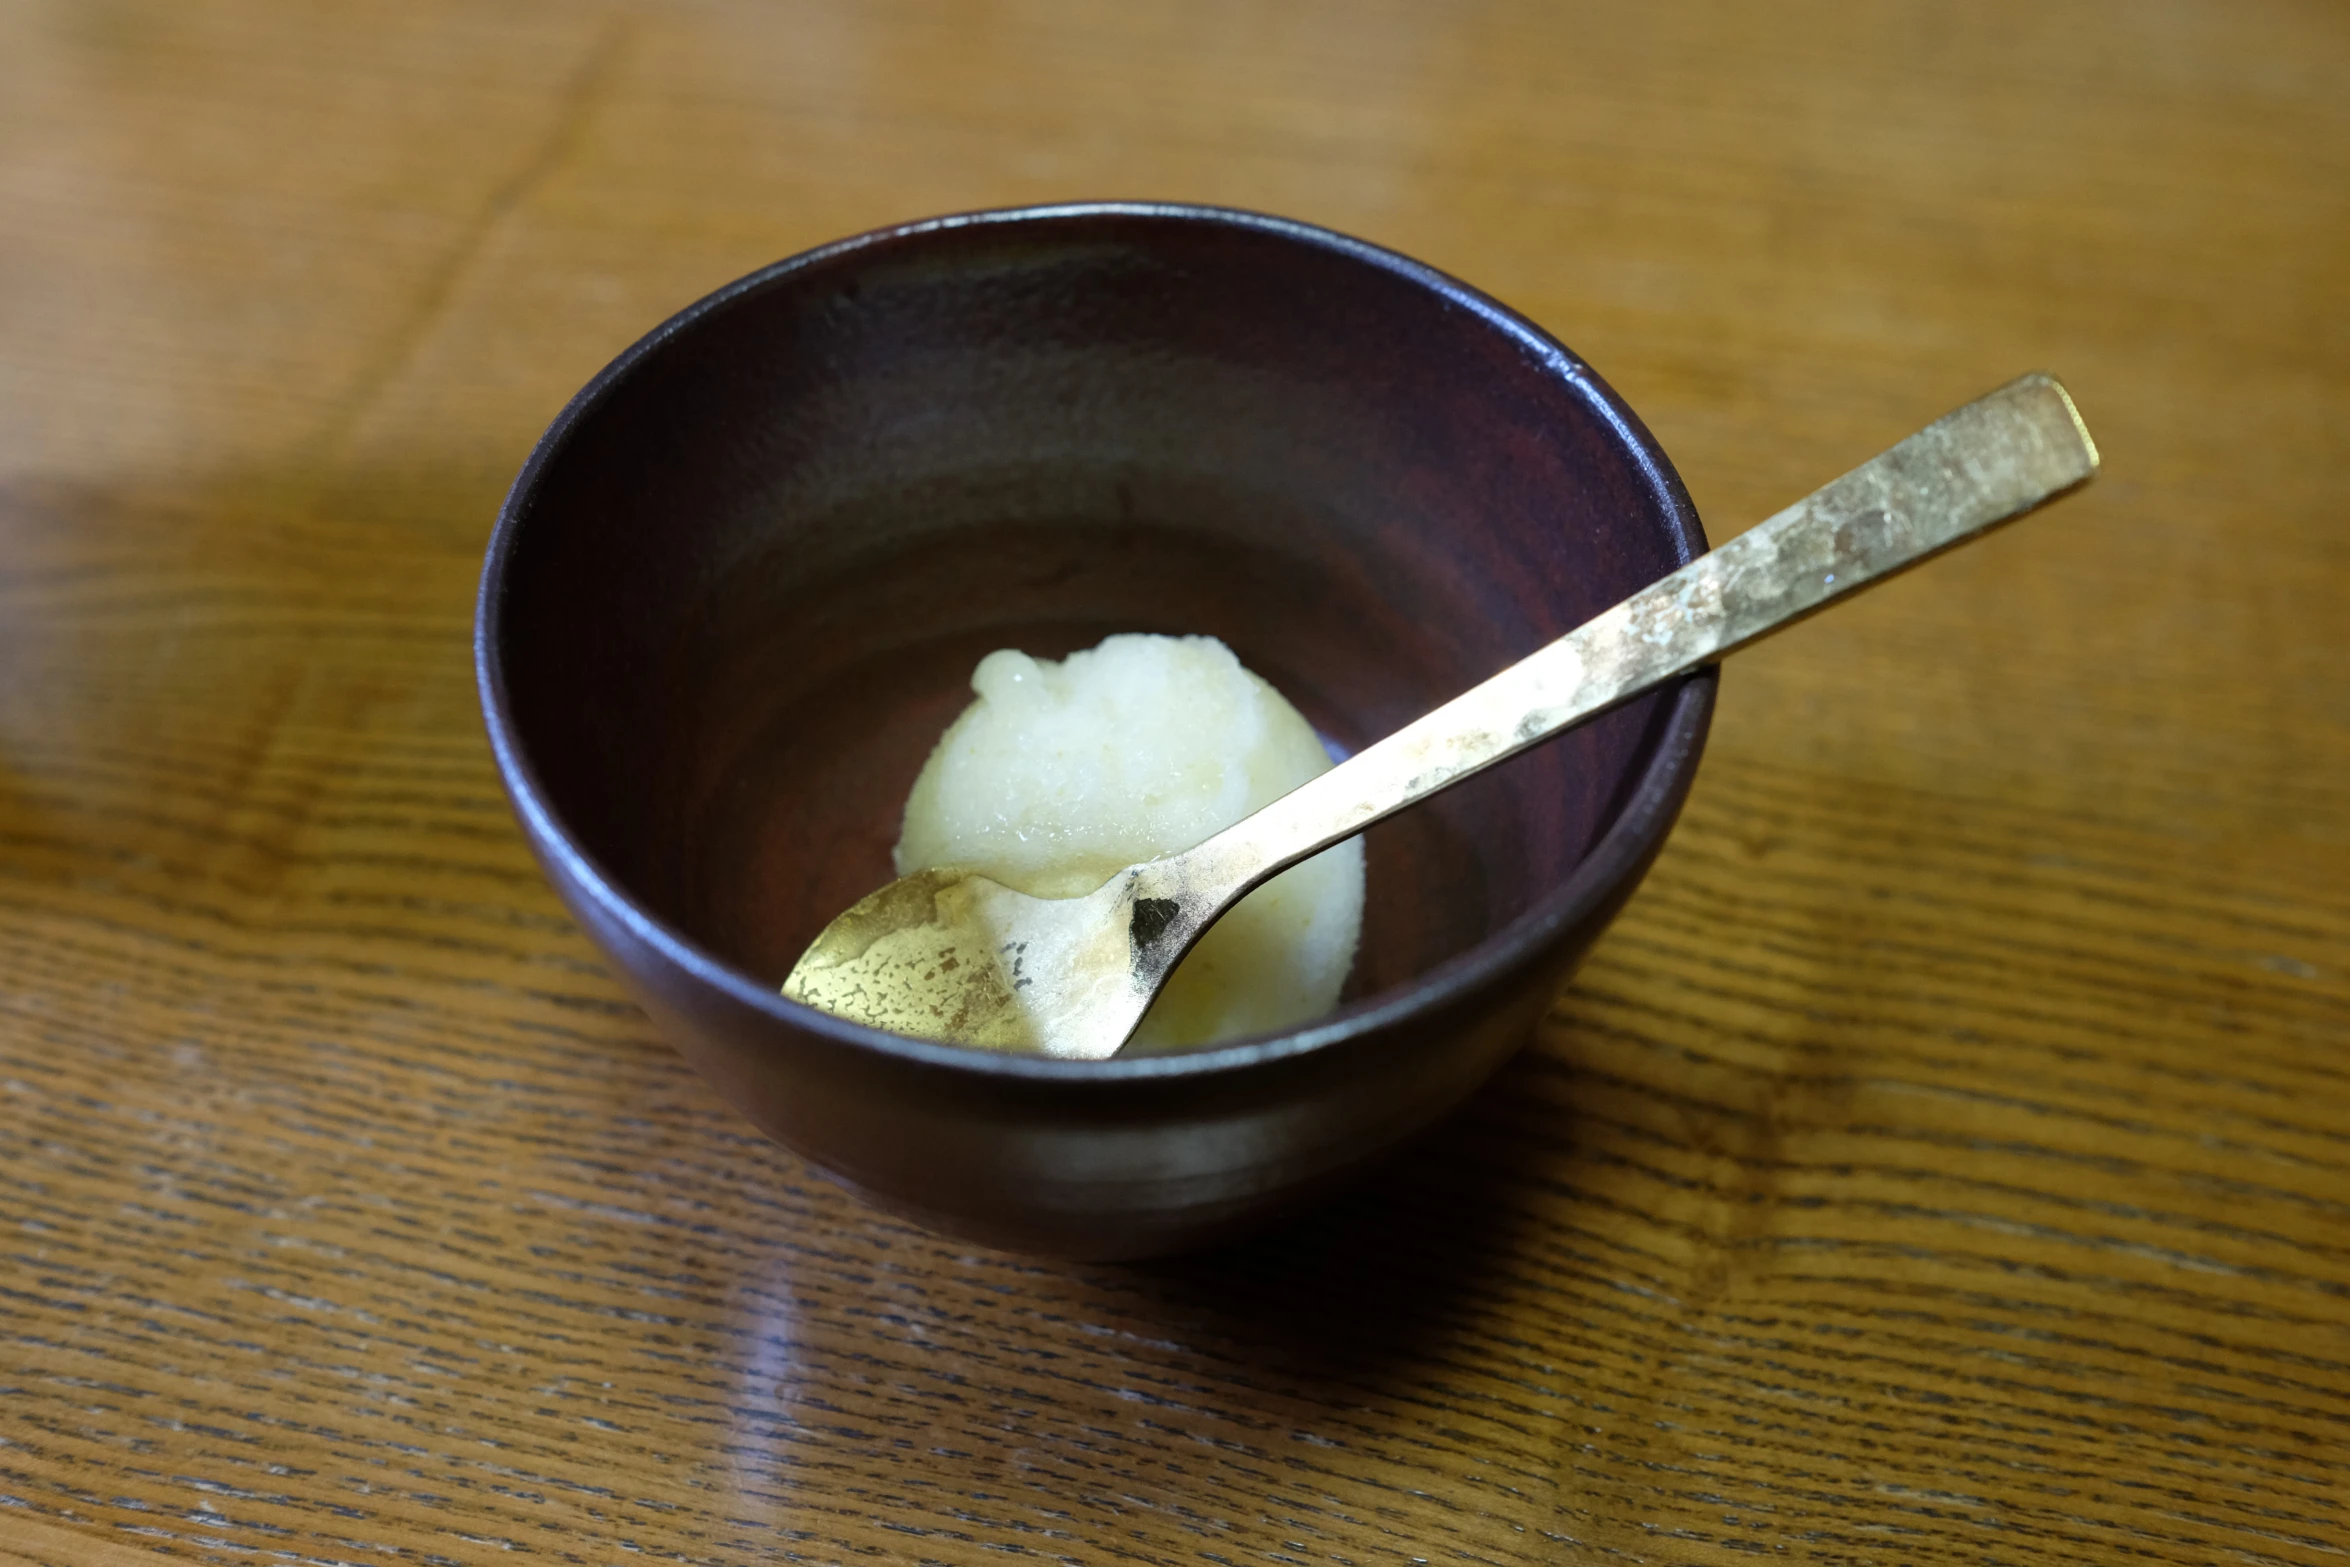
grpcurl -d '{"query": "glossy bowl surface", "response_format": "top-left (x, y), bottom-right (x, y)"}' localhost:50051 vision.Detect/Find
top-left (477, 202), bottom-right (1713, 1257)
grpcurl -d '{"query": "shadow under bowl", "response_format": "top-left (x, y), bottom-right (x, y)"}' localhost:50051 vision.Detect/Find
top-left (476, 202), bottom-right (1713, 1258)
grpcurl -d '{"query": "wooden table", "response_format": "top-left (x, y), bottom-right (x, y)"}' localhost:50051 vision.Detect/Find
top-left (4, 3), bottom-right (2345, 1561)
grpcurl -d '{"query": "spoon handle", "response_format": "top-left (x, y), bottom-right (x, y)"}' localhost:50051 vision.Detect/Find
top-left (1172, 372), bottom-right (2099, 902)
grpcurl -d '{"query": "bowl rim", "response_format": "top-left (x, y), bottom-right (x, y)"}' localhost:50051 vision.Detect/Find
top-left (476, 199), bottom-right (1714, 1086)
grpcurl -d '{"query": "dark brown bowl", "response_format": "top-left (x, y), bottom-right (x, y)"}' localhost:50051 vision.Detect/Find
top-left (476, 203), bottom-right (1713, 1258)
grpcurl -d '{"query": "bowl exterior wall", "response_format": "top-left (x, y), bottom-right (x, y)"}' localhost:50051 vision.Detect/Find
top-left (531, 753), bottom-right (1692, 1258)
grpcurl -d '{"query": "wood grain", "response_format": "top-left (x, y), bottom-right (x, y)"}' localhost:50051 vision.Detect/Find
top-left (4, 1), bottom-right (2346, 1561)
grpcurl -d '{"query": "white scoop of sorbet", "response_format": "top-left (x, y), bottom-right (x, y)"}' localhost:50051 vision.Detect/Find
top-left (895, 634), bottom-right (1365, 1052)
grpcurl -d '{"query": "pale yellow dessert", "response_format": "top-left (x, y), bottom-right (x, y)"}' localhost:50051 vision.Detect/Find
top-left (896, 633), bottom-right (1365, 1052)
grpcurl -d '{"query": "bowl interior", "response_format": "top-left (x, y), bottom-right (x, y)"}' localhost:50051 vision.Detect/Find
top-left (493, 209), bottom-right (1699, 1037)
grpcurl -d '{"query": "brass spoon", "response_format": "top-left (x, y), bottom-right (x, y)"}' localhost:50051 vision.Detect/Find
top-left (782, 373), bottom-right (2098, 1060)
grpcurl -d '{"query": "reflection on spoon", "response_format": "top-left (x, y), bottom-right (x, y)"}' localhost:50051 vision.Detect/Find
top-left (783, 373), bottom-right (2100, 1061)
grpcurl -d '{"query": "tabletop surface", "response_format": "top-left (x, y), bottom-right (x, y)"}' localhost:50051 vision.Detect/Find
top-left (4, 2), bottom-right (2346, 1562)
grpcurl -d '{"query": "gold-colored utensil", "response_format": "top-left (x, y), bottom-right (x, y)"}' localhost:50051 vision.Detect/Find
top-left (783, 373), bottom-right (2099, 1060)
